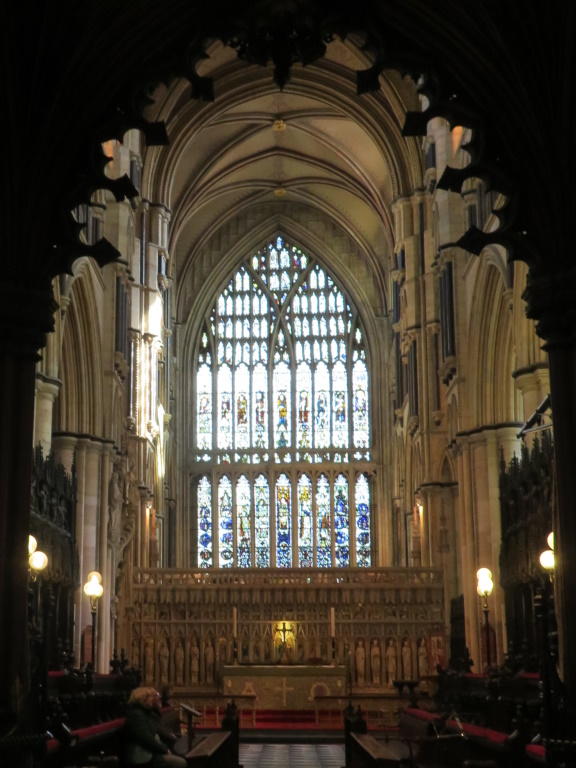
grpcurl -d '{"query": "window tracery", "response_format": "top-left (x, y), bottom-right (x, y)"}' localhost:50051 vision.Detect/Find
top-left (194, 236), bottom-right (373, 568)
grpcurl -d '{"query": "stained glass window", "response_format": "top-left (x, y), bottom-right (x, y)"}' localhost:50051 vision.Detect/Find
top-left (297, 475), bottom-right (313, 567)
top-left (194, 235), bottom-right (372, 569)
top-left (334, 473), bottom-right (350, 567)
top-left (237, 475), bottom-right (252, 567)
top-left (276, 474), bottom-right (292, 567)
top-left (355, 474), bottom-right (371, 567)
top-left (197, 478), bottom-right (213, 567)
top-left (218, 477), bottom-right (233, 567)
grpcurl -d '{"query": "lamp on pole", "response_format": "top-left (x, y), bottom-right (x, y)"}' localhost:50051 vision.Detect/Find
top-left (28, 535), bottom-right (48, 581)
top-left (83, 571), bottom-right (103, 669)
top-left (477, 567), bottom-right (494, 669)
top-left (540, 532), bottom-right (555, 579)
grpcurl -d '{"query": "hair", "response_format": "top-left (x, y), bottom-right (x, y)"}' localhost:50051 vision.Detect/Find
top-left (129, 686), bottom-right (156, 704)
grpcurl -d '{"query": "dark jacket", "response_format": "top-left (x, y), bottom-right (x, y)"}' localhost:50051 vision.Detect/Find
top-left (125, 702), bottom-right (173, 766)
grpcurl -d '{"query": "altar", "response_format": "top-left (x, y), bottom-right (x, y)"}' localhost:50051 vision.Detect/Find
top-left (222, 663), bottom-right (347, 710)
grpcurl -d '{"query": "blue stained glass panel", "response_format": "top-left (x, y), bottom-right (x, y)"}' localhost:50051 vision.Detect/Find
top-left (218, 477), bottom-right (233, 567)
top-left (237, 475), bottom-right (252, 567)
top-left (197, 477), bottom-right (213, 567)
top-left (276, 474), bottom-right (292, 567)
top-left (255, 475), bottom-right (270, 567)
top-left (355, 474), bottom-right (371, 567)
top-left (316, 474), bottom-right (331, 567)
top-left (298, 475), bottom-right (313, 568)
top-left (334, 473), bottom-right (350, 567)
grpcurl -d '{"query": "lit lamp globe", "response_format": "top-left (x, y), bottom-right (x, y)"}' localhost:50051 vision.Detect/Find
top-left (476, 568), bottom-right (494, 597)
top-left (547, 532), bottom-right (554, 551)
top-left (84, 572), bottom-right (103, 610)
top-left (29, 550), bottom-right (48, 573)
top-left (28, 535), bottom-right (48, 575)
top-left (539, 548), bottom-right (555, 572)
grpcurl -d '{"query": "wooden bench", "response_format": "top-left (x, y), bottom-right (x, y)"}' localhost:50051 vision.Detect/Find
top-left (444, 717), bottom-right (519, 766)
top-left (347, 709), bottom-right (468, 768)
top-left (46, 717), bottom-right (127, 767)
top-left (185, 731), bottom-right (232, 767)
top-left (179, 702), bottom-right (203, 751)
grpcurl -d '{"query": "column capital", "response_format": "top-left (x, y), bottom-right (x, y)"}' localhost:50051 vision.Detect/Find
top-left (0, 281), bottom-right (57, 357)
top-left (523, 267), bottom-right (576, 347)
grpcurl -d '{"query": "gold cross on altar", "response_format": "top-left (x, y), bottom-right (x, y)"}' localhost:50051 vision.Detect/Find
top-left (274, 677), bottom-right (295, 706)
top-left (277, 621), bottom-right (293, 642)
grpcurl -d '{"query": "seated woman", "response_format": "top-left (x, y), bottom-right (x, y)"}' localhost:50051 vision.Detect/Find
top-left (124, 687), bottom-right (186, 767)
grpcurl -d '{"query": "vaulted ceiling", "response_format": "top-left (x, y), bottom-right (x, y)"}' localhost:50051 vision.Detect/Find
top-left (142, 36), bottom-right (424, 323)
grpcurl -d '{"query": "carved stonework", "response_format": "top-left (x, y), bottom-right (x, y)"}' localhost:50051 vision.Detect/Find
top-left (122, 567), bottom-right (444, 689)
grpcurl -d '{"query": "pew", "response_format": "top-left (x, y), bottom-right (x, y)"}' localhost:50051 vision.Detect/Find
top-left (184, 700), bottom-right (240, 768)
top-left (345, 708), bottom-right (467, 768)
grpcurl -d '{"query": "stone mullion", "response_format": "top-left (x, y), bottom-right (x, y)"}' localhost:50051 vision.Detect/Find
top-left (456, 439), bottom-right (481, 670)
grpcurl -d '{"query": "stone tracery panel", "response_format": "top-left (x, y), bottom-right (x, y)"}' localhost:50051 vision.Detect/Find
top-left (123, 566), bottom-right (444, 689)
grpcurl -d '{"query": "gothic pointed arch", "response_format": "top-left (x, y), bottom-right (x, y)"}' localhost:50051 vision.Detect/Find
top-left (53, 263), bottom-right (104, 437)
top-left (184, 233), bottom-right (377, 569)
top-left (467, 258), bottom-right (520, 428)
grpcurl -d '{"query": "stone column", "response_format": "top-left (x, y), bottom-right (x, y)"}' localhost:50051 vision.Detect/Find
top-left (0, 282), bottom-right (56, 735)
top-left (33, 374), bottom-right (61, 453)
top-left (524, 268), bottom-right (576, 694)
top-left (456, 439), bottom-right (481, 669)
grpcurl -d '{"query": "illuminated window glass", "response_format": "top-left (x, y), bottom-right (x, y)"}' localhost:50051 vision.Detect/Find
top-left (276, 474), bottom-right (292, 567)
top-left (218, 477), bottom-right (233, 567)
top-left (297, 475), bottom-right (313, 567)
top-left (334, 473), bottom-right (350, 567)
top-left (197, 477), bottom-right (213, 567)
top-left (237, 475), bottom-right (251, 567)
top-left (316, 474), bottom-right (331, 567)
top-left (355, 474), bottom-right (371, 567)
top-left (194, 236), bottom-right (371, 568)
top-left (255, 474), bottom-right (270, 567)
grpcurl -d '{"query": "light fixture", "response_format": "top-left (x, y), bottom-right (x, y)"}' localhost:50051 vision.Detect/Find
top-left (28, 535), bottom-right (48, 580)
top-left (84, 571), bottom-right (103, 669)
top-left (540, 531), bottom-right (555, 575)
top-left (476, 567), bottom-right (494, 669)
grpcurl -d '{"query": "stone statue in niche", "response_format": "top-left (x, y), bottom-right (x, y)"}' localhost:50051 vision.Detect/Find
top-left (355, 639), bottom-right (366, 686)
top-left (190, 638), bottom-right (200, 684)
top-left (402, 637), bottom-right (413, 679)
top-left (144, 638), bottom-right (154, 683)
top-left (131, 639), bottom-right (140, 670)
top-left (159, 639), bottom-right (170, 684)
top-left (175, 641), bottom-right (184, 685)
top-left (417, 637), bottom-right (428, 677)
top-left (205, 638), bottom-right (215, 683)
top-left (108, 465), bottom-right (123, 546)
top-left (385, 638), bottom-right (397, 687)
top-left (371, 639), bottom-right (381, 686)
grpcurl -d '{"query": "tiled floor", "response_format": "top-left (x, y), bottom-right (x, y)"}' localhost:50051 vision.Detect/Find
top-left (239, 743), bottom-right (345, 768)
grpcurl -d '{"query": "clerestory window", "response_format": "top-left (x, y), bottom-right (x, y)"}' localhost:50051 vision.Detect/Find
top-left (194, 236), bottom-right (372, 569)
